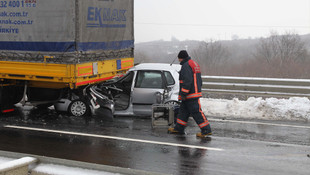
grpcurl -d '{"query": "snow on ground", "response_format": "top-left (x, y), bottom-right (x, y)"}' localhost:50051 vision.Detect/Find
top-left (200, 97), bottom-right (310, 121)
top-left (32, 164), bottom-right (120, 175)
top-left (0, 157), bottom-right (13, 164)
top-left (0, 157), bottom-right (120, 175)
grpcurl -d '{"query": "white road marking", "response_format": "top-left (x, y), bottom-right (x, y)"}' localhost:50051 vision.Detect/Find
top-left (4, 125), bottom-right (223, 151)
top-left (209, 118), bottom-right (310, 129)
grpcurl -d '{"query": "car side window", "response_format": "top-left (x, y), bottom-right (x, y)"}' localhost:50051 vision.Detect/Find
top-left (135, 71), bottom-right (163, 89)
top-left (164, 71), bottom-right (175, 86)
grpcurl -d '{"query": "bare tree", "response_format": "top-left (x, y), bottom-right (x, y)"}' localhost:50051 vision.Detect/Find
top-left (255, 31), bottom-right (308, 66)
top-left (192, 40), bottom-right (229, 69)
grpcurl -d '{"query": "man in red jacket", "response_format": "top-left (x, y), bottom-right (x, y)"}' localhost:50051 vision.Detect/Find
top-left (168, 50), bottom-right (212, 138)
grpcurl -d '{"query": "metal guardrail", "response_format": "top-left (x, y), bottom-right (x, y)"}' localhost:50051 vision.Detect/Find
top-left (201, 76), bottom-right (310, 98)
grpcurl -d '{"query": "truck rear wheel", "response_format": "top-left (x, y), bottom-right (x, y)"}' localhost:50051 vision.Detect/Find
top-left (12, 86), bottom-right (24, 104)
top-left (68, 99), bottom-right (90, 117)
top-left (0, 85), bottom-right (21, 113)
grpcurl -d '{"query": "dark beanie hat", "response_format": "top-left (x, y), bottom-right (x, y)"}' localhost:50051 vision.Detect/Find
top-left (178, 50), bottom-right (189, 59)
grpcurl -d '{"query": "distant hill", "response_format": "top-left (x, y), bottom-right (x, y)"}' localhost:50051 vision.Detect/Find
top-left (135, 34), bottom-right (310, 64)
top-left (134, 40), bottom-right (205, 64)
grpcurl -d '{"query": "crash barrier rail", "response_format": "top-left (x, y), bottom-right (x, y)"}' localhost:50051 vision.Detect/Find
top-left (0, 150), bottom-right (167, 175)
top-left (201, 75), bottom-right (310, 98)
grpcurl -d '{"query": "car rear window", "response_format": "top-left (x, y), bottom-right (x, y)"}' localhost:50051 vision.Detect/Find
top-left (164, 71), bottom-right (175, 86)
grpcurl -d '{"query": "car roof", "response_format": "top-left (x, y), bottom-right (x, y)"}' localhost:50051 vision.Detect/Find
top-left (130, 63), bottom-right (181, 72)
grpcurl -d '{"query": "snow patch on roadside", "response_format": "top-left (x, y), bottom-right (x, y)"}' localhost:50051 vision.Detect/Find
top-left (200, 97), bottom-right (310, 121)
top-left (32, 164), bottom-right (121, 175)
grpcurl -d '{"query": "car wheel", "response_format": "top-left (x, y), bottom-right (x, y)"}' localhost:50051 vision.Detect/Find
top-left (164, 100), bottom-right (181, 106)
top-left (68, 99), bottom-right (90, 117)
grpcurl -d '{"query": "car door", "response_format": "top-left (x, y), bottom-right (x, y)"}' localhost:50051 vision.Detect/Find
top-left (131, 70), bottom-right (166, 115)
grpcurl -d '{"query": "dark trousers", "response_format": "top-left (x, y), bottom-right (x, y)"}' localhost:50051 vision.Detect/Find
top-left (175, 98), bottom-right (211, 133)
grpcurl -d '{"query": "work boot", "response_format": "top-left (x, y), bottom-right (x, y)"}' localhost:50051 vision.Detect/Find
top-left (168, 127), bottom-right (185, 135)
top-left (196, 131), bottom-right (212, 138)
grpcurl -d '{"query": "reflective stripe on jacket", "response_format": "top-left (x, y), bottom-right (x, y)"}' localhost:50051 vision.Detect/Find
top-left (179, 58), bottom-right (203, 100)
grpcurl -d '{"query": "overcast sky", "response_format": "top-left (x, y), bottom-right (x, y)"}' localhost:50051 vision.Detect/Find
top-left (134, 0), bottom-right (310, 43)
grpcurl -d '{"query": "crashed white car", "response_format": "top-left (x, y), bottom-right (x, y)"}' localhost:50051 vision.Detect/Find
top-left (54, 63), bottom-right (181, 117)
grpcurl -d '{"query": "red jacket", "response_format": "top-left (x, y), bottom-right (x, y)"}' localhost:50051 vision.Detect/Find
top-left (178, 57), bottom-right (203, 100)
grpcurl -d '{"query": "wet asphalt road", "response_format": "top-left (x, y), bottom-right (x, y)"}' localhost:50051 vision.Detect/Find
top-left (0, 106), bottom-right (309, 175)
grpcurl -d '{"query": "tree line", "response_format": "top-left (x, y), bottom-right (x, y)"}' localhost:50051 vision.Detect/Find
top-left (135, 31), bottom-right (310, 79)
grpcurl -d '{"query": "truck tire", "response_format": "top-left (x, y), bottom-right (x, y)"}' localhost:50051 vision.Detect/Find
top-left (68, 99), bottom-right (90, 117)
top-left (12, 86), bottom-right (24, 104)
top-left (0, 85), bottom-right (17, 113)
